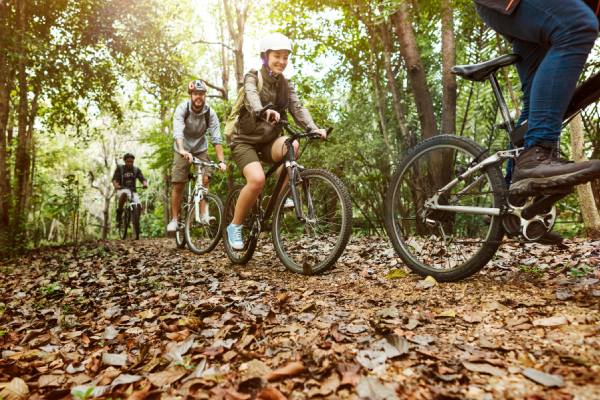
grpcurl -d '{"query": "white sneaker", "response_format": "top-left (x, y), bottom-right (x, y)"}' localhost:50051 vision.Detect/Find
top-left (284, 197), bottom-right (294, 208)
top-left (200, 214), bottom-right (216, 224)
top-left (167, 219), bottom-right (178, 232)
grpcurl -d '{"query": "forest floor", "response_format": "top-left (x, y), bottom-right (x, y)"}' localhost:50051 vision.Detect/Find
top-left (0, 236), bottom-right (599, 400)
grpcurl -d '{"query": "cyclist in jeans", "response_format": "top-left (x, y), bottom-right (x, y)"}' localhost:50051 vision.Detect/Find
top-left (474, 0), bottom-right (600, 243)
top-left (226, 32), bottom-right (327, 250)
top-left (475, 0), bottom-right (600, 191)
top-left (112, 153), bottom-right (148, 225)
top-left (166, 80), bottom-right (226, 233)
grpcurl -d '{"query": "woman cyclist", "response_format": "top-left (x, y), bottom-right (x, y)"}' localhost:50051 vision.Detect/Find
top-left (226, 32), bottom-right (327, 250)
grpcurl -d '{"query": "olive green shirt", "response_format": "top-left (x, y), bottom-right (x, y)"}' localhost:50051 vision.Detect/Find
top-left (233, 66), bottom-right (318, 145)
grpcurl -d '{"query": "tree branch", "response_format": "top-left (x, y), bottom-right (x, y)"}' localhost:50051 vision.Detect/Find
top-left (201, 79), bottom-right (227, 99)
top-left (193, 39), bottom-right (235, 52)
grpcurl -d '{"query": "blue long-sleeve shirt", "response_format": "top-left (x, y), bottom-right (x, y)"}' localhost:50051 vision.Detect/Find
top-left (172, 101), bottom-right (222, 154)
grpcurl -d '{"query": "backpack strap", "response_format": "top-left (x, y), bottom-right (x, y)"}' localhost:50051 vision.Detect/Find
top-left (119, 164), bottom-right (125, 187)
top-left (205, 106), bottom-right (210, 130)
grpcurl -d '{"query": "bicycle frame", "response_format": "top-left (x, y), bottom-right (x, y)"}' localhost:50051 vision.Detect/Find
top-left (422, 68), bottom-right (600, 219)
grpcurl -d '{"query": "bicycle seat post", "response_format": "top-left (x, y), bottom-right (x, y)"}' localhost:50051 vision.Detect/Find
top-left (488, 73), bottom-right (514, 133)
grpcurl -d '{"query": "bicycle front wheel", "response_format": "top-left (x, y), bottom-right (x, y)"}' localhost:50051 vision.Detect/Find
top-left (184, 193), bottom-right (224, 255)
top-left (119, 208), bottom-right (130, 240)
top-left (175, 223), bottom-right (186, 248)
top-left (132, 205), bottom-right (141, 240)
top-left (222, 186), bottom-right (258, 264)
top-left (384, 135), bottom-right (506, 281)
top-left (272, 169), bottom-right (352, 274)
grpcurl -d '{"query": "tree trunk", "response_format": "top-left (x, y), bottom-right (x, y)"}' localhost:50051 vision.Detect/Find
top-left (0, 65), bottom-right (13, 254)
top-left (219, 9), bottom-right (230, 100)
top-left (378, 21), bottom-right (410, 148)
top-left (392, 4), bottom-right (437, 140)
top-left (441, 0), bottom-right (456, 135)
top-left (223, 0), bottom-right (249, 89)
top-left (570, 114), bottom-right (600, 238)
top-left (13, 0), bottom-right (30, 248)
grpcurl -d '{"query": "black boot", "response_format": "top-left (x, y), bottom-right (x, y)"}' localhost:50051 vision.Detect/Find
top-left (510, 143), bottom-right (600, 195)
top-left (116, 208), bottom-right (123, 225)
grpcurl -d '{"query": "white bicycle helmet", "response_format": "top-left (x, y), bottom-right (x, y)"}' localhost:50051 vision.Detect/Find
top-left (259, 32), bottom-right (292, 54)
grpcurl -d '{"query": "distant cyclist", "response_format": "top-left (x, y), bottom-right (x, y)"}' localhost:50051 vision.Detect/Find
top-left (166, 80), bottom-right (226, 233)
top-left (112, 153), bottom-right (148, 225)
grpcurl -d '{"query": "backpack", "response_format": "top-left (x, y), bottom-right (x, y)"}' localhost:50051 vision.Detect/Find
top-left (183, 101), bottom-right (211, 131)
top-left (223, 70), bottom-right (263, 145)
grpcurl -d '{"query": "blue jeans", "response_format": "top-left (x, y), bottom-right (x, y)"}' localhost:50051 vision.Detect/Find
top-left (476, 0), bottom-right (598, 149)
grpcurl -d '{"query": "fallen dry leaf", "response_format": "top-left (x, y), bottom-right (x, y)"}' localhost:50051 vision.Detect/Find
top-left (265, 361), bottom-right (305, 382)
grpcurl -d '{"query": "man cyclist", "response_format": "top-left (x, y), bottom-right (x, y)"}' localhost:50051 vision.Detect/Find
top-left (112, 153), bottom-right (148, 226)
top-left (474, 0), bottom-right (600, 243)
top-left (166, 80), bottom-right (226, 233)
top-left (225, 33), bottom-right (327, 250)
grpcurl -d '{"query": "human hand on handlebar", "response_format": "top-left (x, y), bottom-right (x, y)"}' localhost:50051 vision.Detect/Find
top-left (314, 128), bottom-right (327, 139)
top-left (264, 109), bottom-right (280, 125)
top-left (218, 161), bottom-right (227, 172)
top-left (180, 150), bottom-right (193, 163)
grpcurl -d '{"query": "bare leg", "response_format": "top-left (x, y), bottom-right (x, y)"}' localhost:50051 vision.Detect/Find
top-left (171, 182), bottom-right (185, 220)
top-left (232, 162), bottom-right (265, 225)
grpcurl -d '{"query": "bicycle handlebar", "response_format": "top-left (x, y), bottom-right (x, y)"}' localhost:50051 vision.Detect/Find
top-left (259, 103), bottom-right (333, 140)
top-left (191, 157), bottom-right (220, 171)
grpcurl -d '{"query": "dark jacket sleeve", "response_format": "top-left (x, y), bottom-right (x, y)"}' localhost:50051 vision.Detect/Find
top-left (136, 168), bottom-right (146, 183)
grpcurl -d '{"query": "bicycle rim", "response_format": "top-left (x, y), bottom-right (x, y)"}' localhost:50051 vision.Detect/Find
top-left (272, 169), bottom-right (352, 274)
top-left (223, 186), bottom-right (258, 264)
top-left (185, 193), bottom-right (224, 255)
top-left (385, 135), bottom-right (505, 281)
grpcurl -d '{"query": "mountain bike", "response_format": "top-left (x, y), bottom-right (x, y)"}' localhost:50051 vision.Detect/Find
top-left (384, 53), bottom-right (600, 282)
top-left (118, 188), bottom-right (143, 240)
top-left (223, 120), bottom-right (353, 274)
top-left (173, 157), bottom-right (223, 254)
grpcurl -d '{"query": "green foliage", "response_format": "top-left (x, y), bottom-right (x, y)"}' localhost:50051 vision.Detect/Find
top-left (569, 264), bottom-right (593, 278)
top-left (40, 282), bottom-right (61, 297)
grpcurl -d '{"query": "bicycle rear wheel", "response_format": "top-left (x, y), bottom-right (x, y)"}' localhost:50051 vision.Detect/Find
top-left (272, 169), bottom-right (352, 274)
top-left (119, 208), bottom-right (130, 240)
top-left (132, 205), bottom-right (141, 240)
top-left (223, 185), bottom-right (258, 264)
top-left (185, 193), bottom-right (224, 255)
top-left (384, 135), bottom-right (506, 281)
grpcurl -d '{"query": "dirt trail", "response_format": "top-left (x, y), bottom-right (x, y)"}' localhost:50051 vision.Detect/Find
top-left (0, 237), bottom-right (599, 399)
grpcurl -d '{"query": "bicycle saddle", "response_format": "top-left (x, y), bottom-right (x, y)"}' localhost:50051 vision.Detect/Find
top-left (452, 54), bottom-right (521, 81)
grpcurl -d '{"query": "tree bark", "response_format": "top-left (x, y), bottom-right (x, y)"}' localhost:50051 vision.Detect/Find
top-left (392, 3), bottom-right (437, 140)
top-left (441, 0), bottom-right (456, 135)
top-left (570, 114), bottom-right (600, 238)
top-left (378, 20), bottom-right (410, 147)
top-left (222, 0), bottom-right (249, 89)
top-left (13, 0), bottom-right (30, 247)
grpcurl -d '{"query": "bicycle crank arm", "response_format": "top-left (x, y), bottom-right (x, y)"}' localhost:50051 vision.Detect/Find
top-left (521, 192), bottom-right (570, 220)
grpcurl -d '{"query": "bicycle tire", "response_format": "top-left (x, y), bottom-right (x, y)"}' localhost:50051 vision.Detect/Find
top-left (175, 224), bottom-right (186, 248)
top-left (222, 185), bottom-right (258, 264)
top-left (132, 205), bottom-right (141, 240)
top-left (184, 193), bottom-right (224, 255)
top-left (119, 208), bottom-right (130, 240)
top-left (272, 169), bottom-right (353, 274)
top-left (384, 135), bottom-right (506, 281)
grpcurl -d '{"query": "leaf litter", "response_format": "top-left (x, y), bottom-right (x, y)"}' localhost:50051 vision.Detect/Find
top-left (0, 237), bottom-right (599, 398)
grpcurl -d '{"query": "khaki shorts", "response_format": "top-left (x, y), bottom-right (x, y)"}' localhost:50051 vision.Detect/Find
top-left (231, 140), bottom-right (280, 172)
top-left (171, 151), bottom-right (210, 183)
